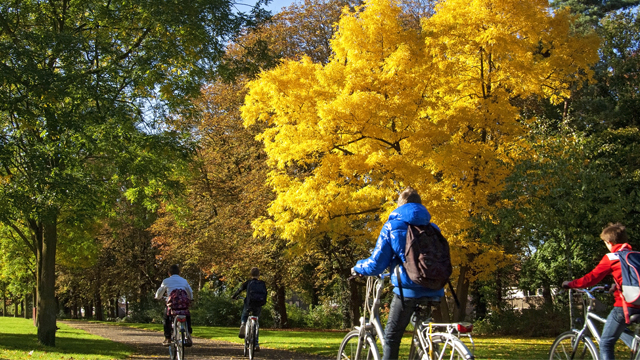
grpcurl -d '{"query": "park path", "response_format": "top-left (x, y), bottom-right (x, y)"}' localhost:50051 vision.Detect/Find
top-left (62, 321), bottom-right (331, 360)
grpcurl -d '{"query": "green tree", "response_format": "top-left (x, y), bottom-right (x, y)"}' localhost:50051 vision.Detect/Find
top-left (0, 0), bottom-right (260, 345)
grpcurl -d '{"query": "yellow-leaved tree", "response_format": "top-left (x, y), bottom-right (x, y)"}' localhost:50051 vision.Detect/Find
top-left (242, 0), bottom-right (598, 320)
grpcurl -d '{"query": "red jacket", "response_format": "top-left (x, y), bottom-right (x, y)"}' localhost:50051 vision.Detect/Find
top-left (567, 243), bottom-right (640, 308)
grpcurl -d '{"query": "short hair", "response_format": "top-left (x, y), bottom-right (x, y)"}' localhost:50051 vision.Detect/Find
top-left (397, 187), bottom-right (421, 206)
top-left (601, 223), bottom-right (628, 245)
top-left (250, 267), bottom-right (260, 277)
top-left (169, 264), bottom-right (180, 275)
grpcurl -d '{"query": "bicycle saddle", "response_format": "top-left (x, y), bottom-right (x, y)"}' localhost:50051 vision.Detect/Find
top-left (629, 314), bottom-right (640, 324)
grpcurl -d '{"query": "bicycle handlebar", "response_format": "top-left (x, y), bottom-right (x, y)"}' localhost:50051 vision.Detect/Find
top-left (570, 284), bottom-right (611, 298)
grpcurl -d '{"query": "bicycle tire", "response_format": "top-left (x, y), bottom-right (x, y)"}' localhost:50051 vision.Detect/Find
top-left (549, 331), bottom-right (598, 360)
top-left (169, 320), bottom-right (178, 360)
top-left (248, 321), bottom-right (256, 360)
top-left (337, 329), bottom-right (381, 360)
top-left (170, 341), bottom-right (177, 360)
top-left (429, 333), bottom-right (474, 360)
top-left (243, 322), bottom-right (250, 357)
top-left (178, 325), bottom-right (185, 360)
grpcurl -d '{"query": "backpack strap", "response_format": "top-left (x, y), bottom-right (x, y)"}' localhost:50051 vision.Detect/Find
top-left (447, 280), bottom-right (461, 309)
top-left (394, 265), bottom-right (405, 309)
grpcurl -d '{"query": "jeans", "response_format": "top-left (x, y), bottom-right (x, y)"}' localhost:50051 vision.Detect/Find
top-left (600, 306), bottom-right (640, 360)
top-left (163, 313), bottom-right (192, 339)
top-left (241, 304), bottom-right (262, 344)
top-left (383, 294), bottom-right (437, 360)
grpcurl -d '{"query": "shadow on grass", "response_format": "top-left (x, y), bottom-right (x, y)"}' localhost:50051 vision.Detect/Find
top-left (0, 330), bottom-right (132, 358)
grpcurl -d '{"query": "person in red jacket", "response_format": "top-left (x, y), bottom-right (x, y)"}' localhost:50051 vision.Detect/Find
top-left (562, 223), bottom-right (640, 360)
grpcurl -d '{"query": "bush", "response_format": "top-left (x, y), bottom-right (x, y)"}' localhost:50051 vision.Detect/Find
top-left (304, 305), bottom-right (344, 330)
top-left (472, 305), bottom-right (570, 337)
top-left (190, 289), bottom-right (243, 327)
top-left (127, 296), bottom-right (165, 324)
top-left (285, 303), bottom-right (307, 328)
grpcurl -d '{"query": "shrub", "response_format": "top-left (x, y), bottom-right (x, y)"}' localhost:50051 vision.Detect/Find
top-left (303, 304), bottom-right (344, 329)
top-left (472, 305), bottom-right (570, 337)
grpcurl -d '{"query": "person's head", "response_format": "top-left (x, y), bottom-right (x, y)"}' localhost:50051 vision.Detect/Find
top-left (169, 264), bottom-right (180, 276)
top-left (397, 187), bottom-right (421, 207)
top-left (600, 223), bottom-right (628, 251)
top-left (250, 267), bottom-right (260, 278)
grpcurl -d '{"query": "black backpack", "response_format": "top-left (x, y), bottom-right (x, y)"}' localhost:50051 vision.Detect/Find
top-left (403, 223), bottom-right (452, 290)
top-left (247, 279), bottom-right (267, 307)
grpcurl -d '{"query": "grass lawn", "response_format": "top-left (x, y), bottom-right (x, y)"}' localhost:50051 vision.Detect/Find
top-left (104, 321), bottom-right (560, 359)
top-left (0, 317), bottom-right (134, 360)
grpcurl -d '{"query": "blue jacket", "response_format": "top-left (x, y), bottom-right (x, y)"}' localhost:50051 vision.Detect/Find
top-left (353, 203), bottom-right (445, 299)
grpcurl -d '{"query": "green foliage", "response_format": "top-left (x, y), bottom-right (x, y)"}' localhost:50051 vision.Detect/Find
top-left (473, 306), bottom-right (570, 337)
top-left (189, 289), bottom-right (245, 327)
top-left (302, 305), bottom-right (344, 330)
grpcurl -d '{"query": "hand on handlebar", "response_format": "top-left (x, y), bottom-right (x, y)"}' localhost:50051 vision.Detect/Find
top-left (562, 281), bottom-right (571, 289)
top-left (348, 267), bottom-right (363, 281)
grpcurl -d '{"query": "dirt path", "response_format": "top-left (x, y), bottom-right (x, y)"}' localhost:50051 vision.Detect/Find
top-left (62, 321), bottom-right (331, 360)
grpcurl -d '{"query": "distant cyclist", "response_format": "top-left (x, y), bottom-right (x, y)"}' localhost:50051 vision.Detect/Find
top-left (232, 267), bottom-right (267, 351)
top-left (155, 264), bottom-right (194, 347)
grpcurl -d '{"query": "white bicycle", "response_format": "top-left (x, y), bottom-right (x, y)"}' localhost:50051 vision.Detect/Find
top-left (244, 314), bottom-right (259, 359)
top-left (169, 314), bottom-right (188, 360)
top-left (337, 274), bottom-right (474, 360)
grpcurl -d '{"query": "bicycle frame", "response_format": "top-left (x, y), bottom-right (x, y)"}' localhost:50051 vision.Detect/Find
top-left (571, 287), bottom-right (640, 358)
top-left (411, 312), bottom-right (475, 360)
top-left (355, 274), bottom-right (388, 352)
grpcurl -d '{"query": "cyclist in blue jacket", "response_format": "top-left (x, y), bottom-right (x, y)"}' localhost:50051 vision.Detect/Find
top-left (352, 187), bottom-right (444, 360)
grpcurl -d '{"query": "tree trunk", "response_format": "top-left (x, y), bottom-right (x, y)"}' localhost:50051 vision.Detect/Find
top-left (272, 283), bottom-right (289, 328)
top-left (454, 266), bottom-right (470, 322)
top-left (495, 271), bottom-right (503, 310)
top-left (37, 216), bottom-right (57, 346)
top-left (14, 301), bottom-right (18, 317)
top-left (433, 297), bottom-right (450, 322)
top-left (32, 288), bottom-right (37, 324)
top-left (24, 296), bottom-right (28, 319)
top-left (542, 284), bottom-right (553, 307)
top-left (348, 277), bottom-right (361, 328)
top-left (3, 290), bottom-right (6, 316)
top-left (471, 283), bottom-right (487, 320)
top-left (85, 300), bottom-right (93, 318)
top-left (95, 292), bottom-right (103, 321)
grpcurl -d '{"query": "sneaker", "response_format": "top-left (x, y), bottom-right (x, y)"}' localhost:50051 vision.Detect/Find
top-left (238, 323), bottom-right (246, 339)
top-left (162, 338), bottom-right (171, 346)
top-left (254, 345), bottom-right (260, 352)
top-left (185, 337), bottom-right (193, 347)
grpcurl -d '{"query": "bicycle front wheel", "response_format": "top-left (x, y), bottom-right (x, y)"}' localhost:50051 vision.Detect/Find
top-left (430, 333), bottom-right (474, 360)
top-left (549, 331), bottom-right (598, 360)
top-left (337, 329), bottom-right (380, 360)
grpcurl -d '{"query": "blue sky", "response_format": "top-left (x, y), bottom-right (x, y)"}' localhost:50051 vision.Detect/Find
top-left (265, 0), bottom-right (295, 13)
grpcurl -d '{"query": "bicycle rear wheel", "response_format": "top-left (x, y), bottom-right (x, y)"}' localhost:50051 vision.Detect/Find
top-left (549, 331), bottom-right (598, 360)
top-left (430, 333), bottom-right (474, 360)
top-left (337, 329), bottom-right (380, 360)
top-left (178, 326), bottom-right (185, 360)
top-left (243, 322), bottom-right (250, 357)
top-left (170, 342), bottom-right (177, 360)
top-left (248, 321), bottom-right (256, 360)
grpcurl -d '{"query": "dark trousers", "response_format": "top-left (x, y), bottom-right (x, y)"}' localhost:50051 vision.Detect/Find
top-left (163, 312), bottom-right (192, 339)
top-left (383, 294), bottom-right (434, 360)
top-left (600, 306), bottom-right (640, 360)
top-left (241, 304), bottom-right (262, 343)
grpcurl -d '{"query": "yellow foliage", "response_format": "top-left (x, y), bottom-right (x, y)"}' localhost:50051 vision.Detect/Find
top-left (242, 0), bottom-right (599, 280)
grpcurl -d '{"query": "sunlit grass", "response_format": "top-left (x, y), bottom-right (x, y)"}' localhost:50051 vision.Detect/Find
top-left (0, 317), bottom-right (134, 360)
top-left (90, 320), bottom-right (637, 359)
